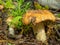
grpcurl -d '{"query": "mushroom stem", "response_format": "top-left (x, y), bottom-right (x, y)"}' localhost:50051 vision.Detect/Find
top-left (8, 26), bottom-right (15, 36)
top-left (33, 23), bottom-right (47, 43)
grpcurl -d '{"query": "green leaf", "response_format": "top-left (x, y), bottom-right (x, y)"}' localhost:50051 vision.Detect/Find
top-left (56, 14), bottom-right (60, 18)
top-left (0, 0), bottom-right (4, 5)
top-left (11, 16), bottom-right (22, 24)
top-left (8, 43), bottom-right (12, 45)
top-left (44, 5), bottom-right (49, 9)
top-left (5, 0), bottom-right (15, 9)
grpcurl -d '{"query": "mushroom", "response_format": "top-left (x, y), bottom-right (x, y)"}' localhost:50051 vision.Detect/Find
top-left (22, 10), bottom-right (56, 43)
top-left (6, 16), bottom-right (15, 36)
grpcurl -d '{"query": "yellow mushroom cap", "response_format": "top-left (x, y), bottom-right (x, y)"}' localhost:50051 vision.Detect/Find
top-left (0, 5), bottom-right (4, 10)
top-left (6, 16), bottom-right (13, 24)
top-left (22, 10), bottom-right (56, 25)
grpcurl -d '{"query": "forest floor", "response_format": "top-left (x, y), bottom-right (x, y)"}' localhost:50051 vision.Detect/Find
top-left (0, 7), bottom-right (60, 45)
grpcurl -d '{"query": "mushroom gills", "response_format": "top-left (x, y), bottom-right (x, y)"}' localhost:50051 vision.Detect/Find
top-left (33, 23), bottom-right (47, 43)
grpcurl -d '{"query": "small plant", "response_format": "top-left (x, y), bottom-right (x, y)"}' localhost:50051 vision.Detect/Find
top-left (34, 2), bottom-right (49, 10)
top-left (9, 0), bottom-right (31, 29)
top-left (56, 14), bottom-right (60, 18)
top-left (0, 0), bottom-right (15, 9)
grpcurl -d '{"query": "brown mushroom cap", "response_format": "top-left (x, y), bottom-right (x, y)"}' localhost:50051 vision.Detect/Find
top-left (22, 10), bottom-right (56, 25)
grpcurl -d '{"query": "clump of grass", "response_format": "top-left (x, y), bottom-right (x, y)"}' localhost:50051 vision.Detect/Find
top-left (9, 0), bottom-right (31, 29)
